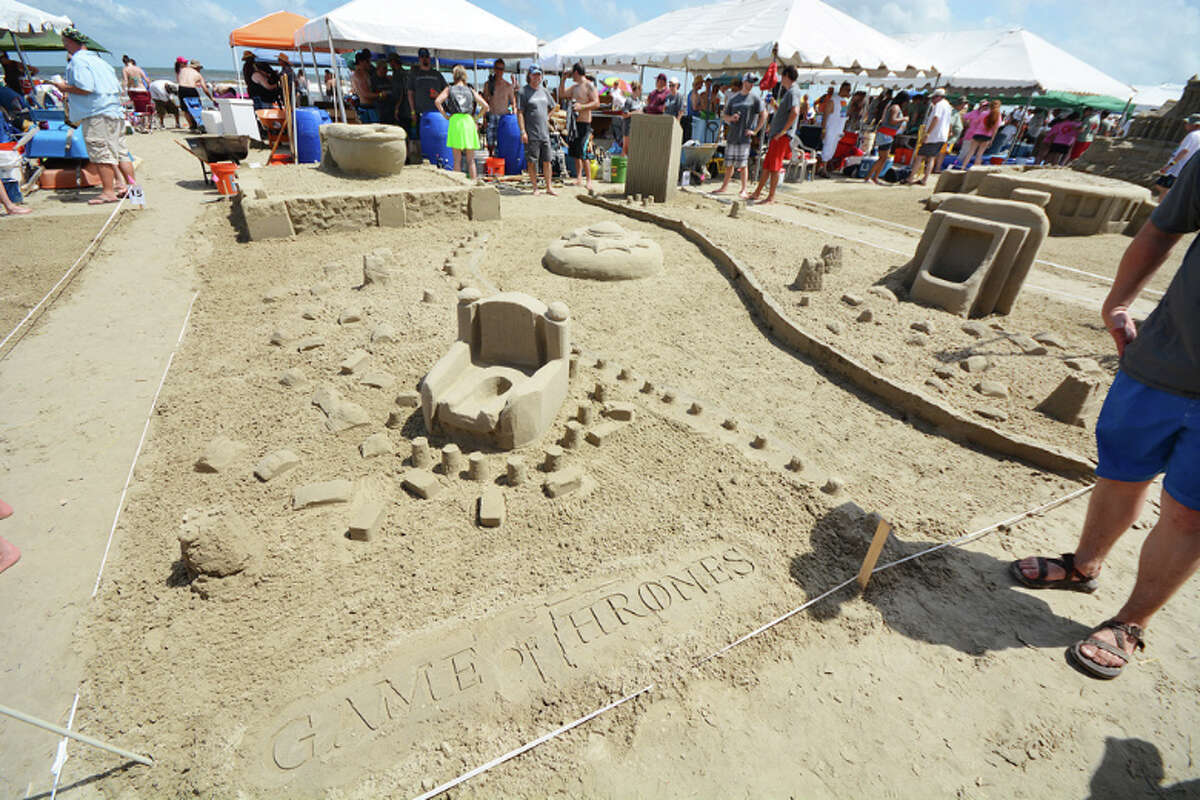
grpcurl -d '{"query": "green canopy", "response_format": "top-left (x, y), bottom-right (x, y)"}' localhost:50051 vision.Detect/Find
top-left (5, 28), bottom-right (107, 52)
top-left (962, 89), bottom-right (1130, 114)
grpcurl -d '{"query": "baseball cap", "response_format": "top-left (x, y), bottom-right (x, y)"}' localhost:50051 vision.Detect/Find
top-left (656, 72), bottom-right (667, 82)
top-left (418, 47), bottom-right (431, 58)
top-left (528, 63), bottom-right (543, 75)
top-left (932, 87), bottom-right (946, 97)
top-left (1188, 113), bottom-right (1200, 125)
top-left (742, 72), bottom-right (757, 83)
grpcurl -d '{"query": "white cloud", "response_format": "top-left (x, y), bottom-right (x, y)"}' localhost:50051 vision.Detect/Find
top-left (1050, 0), bottom-right (1200, 85)
top-left (829, 0), bottom-right (951, 32)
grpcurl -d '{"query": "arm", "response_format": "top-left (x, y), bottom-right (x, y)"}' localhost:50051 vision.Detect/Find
top-left (434, 85), bottom-right (449, 116)
top-left (473, 90), bottom-right (489, 117)
top-left (1103, 221), bottom-right (1182, 354)
top-left (516, 98), bottom-right (527, 142)
top-left (752, 109), bottom-right (767, 136)
top-left (407, 87), bottom-right (415, 113)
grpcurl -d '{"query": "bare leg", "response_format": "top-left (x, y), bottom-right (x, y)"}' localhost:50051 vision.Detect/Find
top-left (738, 167), bottom-right (748, 198)
top-left (1079, 487), bottom-right (1200, 668)
top-left (0, 500), bottom-right (16, 574)
top-left (0, 188), bottom-right (31, 215)
top-left (714, 164), bottom-right (735, 194)
top-left (622, 135), bottom-right (629, 156)
top-left (543, 162), bottom-right (556, 196)
top-left (527, 161), bottom-right (540, 195)
top-left (465, 149), bottom-right (476, 179)
top-left (761, 171), bottom-right (781, 204)
top-left (91, 163), bottom-right (120, 203)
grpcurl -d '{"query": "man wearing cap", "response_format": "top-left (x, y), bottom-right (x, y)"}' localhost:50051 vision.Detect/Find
top-left (387, 53), bottom-right (410, 131)
top-left (1, 52), bottom-right (35, 93)
top-left (51, 28), bottom-right (138, 205)
top-left (662, 77), bottom-right (684, 123)
top-left (907, 87), bottom-right (951, 185)
top-left (713, 72), bottom-right (766, 198)
top-left (1153, 114), bottom-right (1200, 199)
top-left (517, 64), bottom-right (557, 196)
top-left (748, 65), bottom-right (802, 205)
top-left (482, 58), bottom-right (514, 157)
top-left (351, 52), bottom-right (384, 123)
top-left (407, 48), bottom-right (447, 135)
top-left (645, 73), bottom-right (670, 115)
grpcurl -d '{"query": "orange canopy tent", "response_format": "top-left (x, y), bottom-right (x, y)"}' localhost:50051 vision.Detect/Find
top-left (229, 10), bottom-right (307, 49)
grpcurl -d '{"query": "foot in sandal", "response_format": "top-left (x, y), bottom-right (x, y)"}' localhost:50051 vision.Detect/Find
top-left (1010, 552), bottom-right (1100, 592)
top-left (1067, 619), bottom-right (1144, 679)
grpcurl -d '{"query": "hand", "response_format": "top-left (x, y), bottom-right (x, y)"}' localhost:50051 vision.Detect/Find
top-left (520, 131), bottom-right (527, 144)
top-left (51, 78), bottom-right (68, 91)
top-left (733, 112), bottom-right (741, 121)
top-left (1104, 305), bottom-right (1137, 356)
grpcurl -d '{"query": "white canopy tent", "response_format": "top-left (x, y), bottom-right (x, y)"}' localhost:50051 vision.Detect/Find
top-left (0, 0), bottom-right (69, 33)
top-left (576, 0), bottom-right (931, 73)
top-left (536, 26), bottom-right (600, 71)
top-left (1130, 83), bottom-right (1185, 112)
top-left (897, 28), bottom-right (1133, 98)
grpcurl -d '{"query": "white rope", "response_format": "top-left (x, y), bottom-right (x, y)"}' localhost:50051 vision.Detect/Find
top-left (0, 198), bottom-right (126, 357)
top-left (410, 482), bottom-right (1095, 799)
top-left (91, 291), bottom-right (199, 598)
top-left (48, 692), bottom-right (79, 800)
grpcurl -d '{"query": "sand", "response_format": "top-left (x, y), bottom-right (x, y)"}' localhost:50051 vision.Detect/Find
top-left (251, 162), bottom-right (465, 197)
top-left (3, 135), bottom-right (1198, 799)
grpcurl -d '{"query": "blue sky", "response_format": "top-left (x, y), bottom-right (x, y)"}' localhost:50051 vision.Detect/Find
top-left (16, 0), bottom-right (1199, 87)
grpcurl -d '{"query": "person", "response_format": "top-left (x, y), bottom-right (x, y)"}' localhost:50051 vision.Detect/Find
top-left (959, 99), bottom-right (1003, 169)
top-left (249, 62), bottom-right (280, 110)
top-left (845, 89), bottom-right (867, 133)
top-left (1, 132), bottom-right (32, 214)
top-left (1011, 152), bottom-right (1200, 680)
top-left (371, 57), bottom-right (394, 123)
top-left (276, 53), bottom-right (296, 98)
top-left (565, 62), bottom-right (599, 190)
top-left (324, 69), bottom-right (335, 99)
top-left (797, 93), bottom-right (810, 124)
top-left (120, 55), bottom-right (149, 91)
top-left (241, 50), bottom-right (257, 90)
top-left (712, 72), bottom-right (765, 198)
top-left (944, 96), bottom-right (967, 160)
top-left (51, 27), bottom-right (137, 205)
top-left (349, 53), bottom-right (383, 122)
top-left (0, 499), bottom-right (17, 574)
top-left (0, 82), bottom-right (29, 125)
top-left (296, 68), bottom-right (309, 106)
top-left (619, 80), bottom-right (643, 155)
top-left (863, 90), bottom-right (908, 185)
top-left (1152, 114), bottom-right (1200, 199)
top-left (816, 82), bottom-right (850, 178)
top-left (434, 64), bottom-right (488, 179)
top-left (986, 109), bottom-right (1017, 158)
top-left (482, 58), bottom-right (514, 157)
top-left (747, 64), bottom-right (802, 205)
top-left (517, 64), bottom-right (556, 196)
top-left (148, 78), bottom-right (181, 128)
top-left (687, 75), bottom-right (706, 140)
top-left (1, 52), bottom-right (35, 93)
top-left (662, 77), bottom-right (684, 123)
top-left (1069, 107), bottom-right (1100, 162)
top-left (868, 88), bottom-right (893, 129)
top-left (176, 58), bottom-right (212, 129)
top-left (408, 47), bottom-right (447, 134)
top-left (644, 73), bottom-right (669, 114)
top-left (386, 53), bottom-right (409, 130)
top-left (906, 87), bottom-right (952, 185)
top-left (1045, 112), bottom-right (1081, 166)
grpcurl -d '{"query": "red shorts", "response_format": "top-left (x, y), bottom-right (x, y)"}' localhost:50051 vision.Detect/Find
top-left (764, 135), bottom-right (792, 173)
top-left (1069, 141), bottom-right (1092, 160)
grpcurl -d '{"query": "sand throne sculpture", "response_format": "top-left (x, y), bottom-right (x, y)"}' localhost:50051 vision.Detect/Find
top-left (420, 289), bottom-right (570, 449)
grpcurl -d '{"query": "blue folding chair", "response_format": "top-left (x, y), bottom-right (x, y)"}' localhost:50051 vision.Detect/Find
top-left (182, 96), bottom-right (205, 130)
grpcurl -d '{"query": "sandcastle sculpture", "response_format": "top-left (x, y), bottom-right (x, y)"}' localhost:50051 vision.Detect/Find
top-left (792, 257), bottom-right (824, 291)
top-left (320, 123), bottom-right (407, 176)
top-left (542, 221), bottom-right (664, 280)
top-left (901, 195), bottom-right (1049, 317)
top-left (420, 289), bottom-right (570, 449)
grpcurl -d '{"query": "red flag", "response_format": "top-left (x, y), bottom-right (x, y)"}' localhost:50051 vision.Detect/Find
top-left (760, 62), bottom-right (779, 90)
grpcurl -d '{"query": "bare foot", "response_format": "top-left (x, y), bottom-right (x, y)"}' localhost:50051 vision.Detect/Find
top-left (757, 197), bottom-right (776, 205)
top-left (546, 187), bottom-right (558, 196)
top-left (711, 187), bottom-right (729, 195)
top-left (531, 189), bottom-right (541, 196)
top-left (0, 535), bottom-right (18, 574)
top-left (88, 195), bottom-right (120, 205)
top-left (5, 205), bottom-right (32, 215)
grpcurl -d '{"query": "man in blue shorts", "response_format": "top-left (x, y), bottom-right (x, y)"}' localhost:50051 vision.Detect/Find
top-left (1011, 152), bottom-right (1200, 680)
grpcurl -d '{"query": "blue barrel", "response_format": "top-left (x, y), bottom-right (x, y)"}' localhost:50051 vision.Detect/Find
top-left (496, 114), bottom-right (524, 175)
top-left (294, 107), bottom-right (323, 164)
top-left (419, 111), bottom-right (451, 169)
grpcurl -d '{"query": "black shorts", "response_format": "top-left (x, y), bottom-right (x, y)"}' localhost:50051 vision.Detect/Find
top-left (526, 138), bottom-right (552, 165)
top-left (1048, 142), bottom-right (1071, 155)
top-left (917, 140), bottom-right (944, 157)
top-left (972, 133), bottom-right (990, 141)
top-left (568, 121), bottom-right (591, 158)
top-left (1155, 173), bottom-right (1177, 188)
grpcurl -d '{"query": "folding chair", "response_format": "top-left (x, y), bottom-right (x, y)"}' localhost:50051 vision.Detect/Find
top-left (254, 109), bottom-right (290, 162)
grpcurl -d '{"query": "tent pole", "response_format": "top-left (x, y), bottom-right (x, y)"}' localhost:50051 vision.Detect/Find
top-left (11, 33), bottom-right (33, 100)
top-left (325, 18), bottom-right (344, 122)
top-left (232, 47), bottom-right (243, 97)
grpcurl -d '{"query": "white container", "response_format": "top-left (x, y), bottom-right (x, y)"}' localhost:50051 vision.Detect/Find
top-left (201, 109), bottom-right (223, 135)
top-left (216, 98), bottom-right (261, 142)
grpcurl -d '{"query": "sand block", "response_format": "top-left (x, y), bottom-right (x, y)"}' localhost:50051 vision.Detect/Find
top-left (254, 449), bottom-right (300, 482)
top-left (312, 385), bottom-right (370, 432)
top-left (791, 258), bottom-right (824, 291)
top-left (1010, 333), bottom-right (1048, 355)
top-left (873, 352), bottom-right (894, 365)
top-left (296, 336), bottom-right (325, 352)
top-left (976, 380), bottom-right (1009, 398)
top-left (1065, 357), bottom-right (1103, 374)
top-left (179, 506), bottom-right (255, 580)
top-left (867, 285), bottom-right (897, 303)
top-left (478, 486), bottom-right (505, 528)
top-left (363, 248), bottom-right (398, 286)
top-left (293, 479), bottom-right (354, 509)
top-left (911, 320), bottom-right (935, 334)
top-left (395, 391), bottom-right (420, 407)
top-left (933, 365), bottom-right (955, 380)
top-left (301, 305), bottom-right (321, 320)
top-left (826, 320), bottom-right (842, 335)
top-left (856, 309), bottom-right (874, 323)
top-left (371, 323), bottom-right (398, 344)
top-left (340, 350), bottom-right (370, 374)
top-left (468, 186), bottom-right (501, 221)
top-left (961, 321), bottom-right (989, 338)
top-left (376, 192), bottom-right (407, 227)
top-left (359, 370), bottom-right (395, 389)
top-left (961, 355), bottom-right (990, 373)
top-left (975, 406), bottom-right (1008, 422)
top-left (347, 498), bottom-right (387, 541)
top-left (269, 330), bottom-right (289, 346)
top-left (586, 420), bottom-right (623, 446)
top-left (820, 244), bottom-right (843, 270)
top-left (242, 197), bottom-right (295, 240)
top-left (359, 432), bottom-right (391, 459)
top-left (626, 113), bottom-right (681, 203)
top-left (196, 437), bottom-right (245, 473)
top-left (1009, 187), bottom-right (1051, 208)
top-left (338, 307), bottom-right (363, 325)
top-left (401, 469), bottom-right (441, 499)
top-left (310, 282), bottom-right (333, 297)
top-left (279, 367), bottom-right (307, 387)
top-left (1036, 373), bottom-right (1104, 427)
top-left (603, 402), bottom-right (636, 421)
top-left (1033, 331), bottom-right (1066, 349)
top-left (841, 293), bottom-right (864, 306)
top-left (543, 467), bottom-right (585, 498)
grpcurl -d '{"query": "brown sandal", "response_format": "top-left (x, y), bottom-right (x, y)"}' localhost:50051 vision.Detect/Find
top-left (1067, 619), bottom-right (1145, 679)
top-left (1009, 552), bottom-right (1098, 593)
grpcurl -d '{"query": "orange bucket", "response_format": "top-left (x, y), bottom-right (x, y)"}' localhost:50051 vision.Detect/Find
top-left (268, 153), bottom-right (293, 165)
top-left (209, 161), bottom-right (239, 195)
top-left (485, 157), bottom-right (505, 177)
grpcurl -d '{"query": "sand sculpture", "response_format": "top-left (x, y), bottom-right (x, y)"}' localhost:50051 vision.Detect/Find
top-left (542, 221), bottom-right (664, 280)
top-left (625, 113), bottom-right (681, 203)
top-left (903, 195), bottom-right (1049, 317)
top-left (420, 289), bottom-right (571, 449)
top-left (320, 123), bottom-right (407, 176)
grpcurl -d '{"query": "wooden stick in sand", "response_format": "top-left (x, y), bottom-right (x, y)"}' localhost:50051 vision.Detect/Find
top-left (0, 702), bottom-right (154, 766)
top-left (856, 517), bottom-right (893, 590)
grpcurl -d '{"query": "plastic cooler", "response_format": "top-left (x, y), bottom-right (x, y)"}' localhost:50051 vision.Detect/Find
top-left (495, 114), bottom-right (524, 175)
top-left (201, 109), bottom-right (223, 135)
top-left (419, 112), bottom-right (451, 169)
top-left (293, 107), bottom-right (325, 164)
top-left (216, 98), bottom-right (260, 142)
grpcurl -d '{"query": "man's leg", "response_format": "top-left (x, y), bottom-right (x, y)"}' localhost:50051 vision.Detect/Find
top-left (527, 160), bottom-right (540, 195)
top-left (543, 160), bottom-right (556, 195)
top-left (93, 162), bottom-right (119, 203)
top-left (1076, 488), bottom-right (1200, 669)
top-left (764, 171), bottom-right (781, 202)
top-left (714, 164), bottom-right (734, 194)
top-left (0, 186), bottom-right (31, 215)
top-left (0, 499), bottom-right (16, 574)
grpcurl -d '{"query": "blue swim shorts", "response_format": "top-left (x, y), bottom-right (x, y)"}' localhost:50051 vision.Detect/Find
top-left (1096, 370), bottom-right (1200, 510)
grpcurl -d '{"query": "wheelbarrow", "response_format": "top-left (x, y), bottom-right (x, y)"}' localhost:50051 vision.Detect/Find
top-left (680, 142), bottom-right (718, 185)
top-left (176, 135), bottom-right (250, 184)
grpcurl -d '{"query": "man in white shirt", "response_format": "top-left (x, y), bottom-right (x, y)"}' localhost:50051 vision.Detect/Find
top-left (907, 87), bottom-right (952, 186)
top-left (1153, 114), bottom-right (1200, 199)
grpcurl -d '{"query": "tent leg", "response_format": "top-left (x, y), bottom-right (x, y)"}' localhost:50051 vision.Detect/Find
top-left (325, 19), bottom-right (344, 122)
top-left (11, 33), bottom-right (33, 102)
top-left (232, 47), bottom-right (243, 97)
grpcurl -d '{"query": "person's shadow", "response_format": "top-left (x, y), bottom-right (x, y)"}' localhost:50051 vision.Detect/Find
top-left (1086, 737), bottom-right (1200, 799)
top-left (790, 501), bottom-right (1092, 654)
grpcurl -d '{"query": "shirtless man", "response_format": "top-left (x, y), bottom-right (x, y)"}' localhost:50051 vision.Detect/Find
top-left (175, 59), bottom-right (212, 130)
top-left (482, 58), bottom-right (515, 157)
top-left (566, 62), bottom-right (599, 189)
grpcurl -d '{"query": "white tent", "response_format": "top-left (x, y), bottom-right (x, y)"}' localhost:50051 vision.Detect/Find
top-left (538, 27), bottom-right (601, 70)
top-left (897, 28), bottom-right (1133, 98)
top-left (294, 0), bottom-right (537, 59)
top-left (0, 0), bottom-right (69, 33)
top-left (576, 0), bottom-right (930, 73)
top-left (1130, 83), bottom-right (1185, 112)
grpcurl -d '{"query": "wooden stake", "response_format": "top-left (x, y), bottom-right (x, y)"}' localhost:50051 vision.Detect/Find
top-left (857, 517), bottom-right (892, 590)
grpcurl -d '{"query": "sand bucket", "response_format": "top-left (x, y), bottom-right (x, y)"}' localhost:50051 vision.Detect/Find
top-left (209, 161), bottom-right (239, 195)
top-left (485, 156), bottom-right (505, 177)
top-left (610, 155), bottom-right (627, 183)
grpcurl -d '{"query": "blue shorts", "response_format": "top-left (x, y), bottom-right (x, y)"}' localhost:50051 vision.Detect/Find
top-left (1096, 371), bottom-right (1200, 510)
